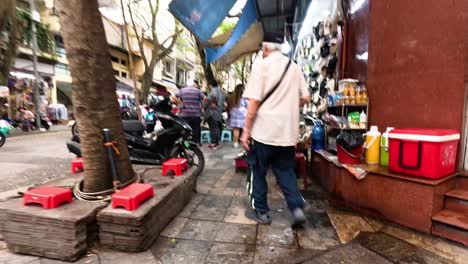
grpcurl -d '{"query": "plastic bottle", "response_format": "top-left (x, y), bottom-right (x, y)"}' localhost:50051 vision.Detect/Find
top-left (311, 120), bottom-right (325, 151)
top-left (365, 126), bottom-right (381, 165)
top-left (379, 127), bottom-right (394, 166)
top-left (359, 111), bottom-right (367, 129)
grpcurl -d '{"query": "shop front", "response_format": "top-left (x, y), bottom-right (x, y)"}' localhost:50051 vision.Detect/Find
top-left (295, 0), bottom-right (468, 246)
top-left (168, 0), bottom-right (468, 245)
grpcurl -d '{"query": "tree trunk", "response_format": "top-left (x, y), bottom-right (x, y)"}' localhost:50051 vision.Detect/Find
top-left (195, 39), bottom-right (216, 85)
top-left (140, 71), bottom-right (153, 104)
top-left (241, 58), bottom-right (246, 85)
top-left (0, 0), bottom-right (17, 86)
top-left (56, 0), bottom-right (134, 193)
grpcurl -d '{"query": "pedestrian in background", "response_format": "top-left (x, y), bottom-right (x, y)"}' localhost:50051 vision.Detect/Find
top-left (172, 79), bottom-right (205, 145)
top-left (227, 84), bottom-right (248, 148)
top-left (204, 80), bottom-right (224, 149)
top-left (241, 32), bottom-right (310, 226)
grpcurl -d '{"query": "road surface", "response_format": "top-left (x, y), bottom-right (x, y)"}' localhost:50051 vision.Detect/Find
top-left (0, 131), bottom-right (74, 193)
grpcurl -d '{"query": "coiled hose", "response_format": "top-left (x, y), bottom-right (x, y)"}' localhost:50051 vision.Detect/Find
top-left (73, 174), bottom-right (140, 202)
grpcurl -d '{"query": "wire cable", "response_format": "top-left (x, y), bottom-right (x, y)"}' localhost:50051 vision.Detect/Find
top-left (72, 172), bottom-right (140, 202)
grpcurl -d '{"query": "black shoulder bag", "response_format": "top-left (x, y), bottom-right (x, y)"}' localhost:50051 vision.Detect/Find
top-left (259, 59), bottom-right (292, 108)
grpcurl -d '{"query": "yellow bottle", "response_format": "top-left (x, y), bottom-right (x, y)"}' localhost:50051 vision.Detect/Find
top-left (365, 126), bottom-right (381, 165)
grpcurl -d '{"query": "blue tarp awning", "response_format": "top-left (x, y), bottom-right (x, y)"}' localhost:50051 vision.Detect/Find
top-left (168, 0), bottom-right (237, 44)
top-left (169, 0), bottom-right (262, 65)
top-left (205, 0), bottom-right (258, 64)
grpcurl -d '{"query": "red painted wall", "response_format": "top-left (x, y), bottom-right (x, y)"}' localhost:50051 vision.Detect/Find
top-left (367, 0), bottom-right (468, 130)
top-left (343, 0), bottom-right (370, 82)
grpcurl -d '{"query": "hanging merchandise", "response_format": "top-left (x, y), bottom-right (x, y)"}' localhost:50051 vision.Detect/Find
top-left (364, 126), bottom-right (381, 165)
top-left (320, 40), bottom-right (331, 58)
top-left (327, 55), bottom-right (338, 76)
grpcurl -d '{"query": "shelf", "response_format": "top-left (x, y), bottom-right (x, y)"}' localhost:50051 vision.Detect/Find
top-left (327, 104), bottom-right (367, 109)
top-left (326, 125), bottom-right (367, 130)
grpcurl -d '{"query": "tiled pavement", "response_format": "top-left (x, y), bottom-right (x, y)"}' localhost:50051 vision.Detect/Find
top-left (1, 145), bottom-right (468, 263)
top-left (152, 146), bottom-right (339, 264)
top-left (151, 146), bottom-right (467, 264)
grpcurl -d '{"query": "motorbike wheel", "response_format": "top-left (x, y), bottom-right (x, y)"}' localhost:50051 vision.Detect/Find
top-left (0, 132), bottom-right (5, 148)
top-left (178, 145), bottom-right (205, 177)
top-left (72, 122), bottom-right (80, 138)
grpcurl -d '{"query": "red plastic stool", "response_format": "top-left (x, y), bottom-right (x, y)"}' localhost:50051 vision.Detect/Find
top-left (295, 152), bottom-right (308, 189)
top-left (23, 186), bottom-right (73, 209)
top-left (235, 158), bottom-right (248, 172)
top-left (162, 158), bottom-right (188, 176)
top-left (112, 183), bottom-right (154, 211)
top-left (71, 157), bottom-right (84, 173)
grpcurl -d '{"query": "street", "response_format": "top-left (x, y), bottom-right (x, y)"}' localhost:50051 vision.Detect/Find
top-left (0, 131), bottom-right (74, 193)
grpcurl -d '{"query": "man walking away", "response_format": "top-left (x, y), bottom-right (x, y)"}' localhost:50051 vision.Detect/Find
top-left (241, 32), bottom-right (311, 226)
top-left (172, 79), bottom-right (205, 145)
top-left (204, 80), bottom-right (225, 149)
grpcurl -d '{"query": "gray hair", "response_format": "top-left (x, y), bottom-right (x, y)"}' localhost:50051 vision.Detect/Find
top-left (262, 42), bottom-right (282, 51)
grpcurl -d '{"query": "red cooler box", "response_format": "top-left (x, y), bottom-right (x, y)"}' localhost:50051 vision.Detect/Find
top-left (388, 129), bottom-right (460, 179)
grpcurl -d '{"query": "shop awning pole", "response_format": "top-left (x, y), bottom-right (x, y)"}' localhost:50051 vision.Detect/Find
top-left (120, 0), bottom-right (142, 122)
top-left (28, 0), bottom-right (42, 130)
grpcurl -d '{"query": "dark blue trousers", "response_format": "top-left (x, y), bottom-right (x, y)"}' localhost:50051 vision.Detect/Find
top-left (246, 140), bottom-right (304, 214)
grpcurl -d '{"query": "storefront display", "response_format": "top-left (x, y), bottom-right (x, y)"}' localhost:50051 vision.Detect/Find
top-left (6, 74), bottom-right (52, 119)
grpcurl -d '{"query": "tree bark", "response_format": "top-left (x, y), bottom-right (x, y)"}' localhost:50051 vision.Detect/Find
top-left (0, 0), bottom-right (17, 86)
top-left (141, 71), bottom-right (153, 102)
top-left (126, 0), bottom-right (180, 103)
top-left (56, 0), bottom-right (134, 193)
top-left (195, 39), bottom-right (216, 85)
top-left (241, 58), bottom-right (246, 84)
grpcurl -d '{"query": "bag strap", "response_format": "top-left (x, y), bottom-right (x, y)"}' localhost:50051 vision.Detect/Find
top-left (259, 59), bottom-right (292, 107)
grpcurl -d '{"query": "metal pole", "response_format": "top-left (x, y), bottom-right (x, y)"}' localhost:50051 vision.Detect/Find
top-left (29, 0), bottom-right (42, 130)
top-left (103, 129), bottom-right (120, 192)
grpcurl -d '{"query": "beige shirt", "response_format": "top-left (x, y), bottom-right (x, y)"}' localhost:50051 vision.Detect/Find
top-left (243, 51), bottom-right (309, 146)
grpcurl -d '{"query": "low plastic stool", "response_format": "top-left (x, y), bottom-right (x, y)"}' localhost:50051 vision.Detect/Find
top-left (162, 158), bottom-right (188, 176)
top-left (71, 157), bottom-right (84, 173)
top-left (23, 186), bottom-right (73, 209)
top-left (201, 130), bottom-right (211, 144)
top-left (235, 158), bottom-right (248, 173)
top-left (221, 129), bottom-right (233, 142)
top-left (295, 152), bottom-right (308, 188)
top-left (112, 183), bottom-right (154, 211)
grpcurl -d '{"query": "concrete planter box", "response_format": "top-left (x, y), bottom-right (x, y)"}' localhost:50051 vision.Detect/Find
top-left (0, 199), bottom-right (106, 261)
top-left (97, 167), bottom-right (197, 252)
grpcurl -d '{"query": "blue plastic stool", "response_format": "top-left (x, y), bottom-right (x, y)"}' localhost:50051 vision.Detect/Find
top-left (201, 130), bottom-right (211, 144)
top-left (221, 129), bottom-right (233, 142)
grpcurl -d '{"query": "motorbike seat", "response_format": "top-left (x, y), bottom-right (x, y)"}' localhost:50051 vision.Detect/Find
top-left (122, 120), bottom-right (145, 134)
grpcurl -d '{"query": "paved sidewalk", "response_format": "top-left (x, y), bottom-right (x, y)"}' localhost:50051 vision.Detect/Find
top-left (1, 144), bottom-right (468, 263)
top-left (151, 146), bottom-right (339, 264)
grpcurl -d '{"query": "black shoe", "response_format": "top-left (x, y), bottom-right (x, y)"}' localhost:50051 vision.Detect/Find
top-left (245, 209), bottom-right (272, 225)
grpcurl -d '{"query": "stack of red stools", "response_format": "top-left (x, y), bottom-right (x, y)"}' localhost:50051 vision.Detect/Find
top-left (162, 158), bottom-right (188, 176)
top-left (23, 186), bottom-right (73, 209)
top-left (112, 183), bottom-right (154, 211)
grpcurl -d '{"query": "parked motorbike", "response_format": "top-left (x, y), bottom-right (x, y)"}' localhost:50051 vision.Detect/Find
top-left (0, 131), bottom-right (5, 148)
top-left (67, 96), bottom-right (205, 177)
top-left (0, 120), bottom-right (12, 148)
